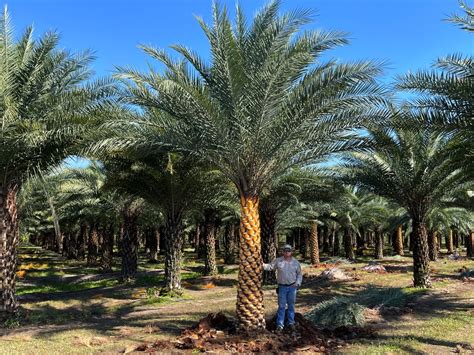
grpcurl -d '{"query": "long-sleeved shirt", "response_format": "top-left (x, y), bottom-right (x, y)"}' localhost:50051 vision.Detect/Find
top-left (263, 257), bottom-right (303, 287)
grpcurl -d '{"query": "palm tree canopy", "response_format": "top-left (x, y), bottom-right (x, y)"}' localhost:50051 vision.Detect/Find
top-left (115, 1), bottom-right (388, 196)
top-left (0, 7), bottom-right (115, 186)
top-left (341, 122), bottom-right (469, 220)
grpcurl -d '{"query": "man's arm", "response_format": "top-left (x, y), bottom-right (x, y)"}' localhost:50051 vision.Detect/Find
top-left (263, 258), bottom-right (277, 271)
top-left (295, 261), bottom-right (303, 287)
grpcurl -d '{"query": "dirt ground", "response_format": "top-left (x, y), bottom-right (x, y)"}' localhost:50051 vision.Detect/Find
top-left (0, 246), bottom-right (473, 354)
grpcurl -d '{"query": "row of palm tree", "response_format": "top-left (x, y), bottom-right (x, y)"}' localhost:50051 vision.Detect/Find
top-left (0, 1), bottom-right (472, 331)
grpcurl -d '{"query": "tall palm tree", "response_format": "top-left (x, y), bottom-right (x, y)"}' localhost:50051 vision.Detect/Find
top-left (0, 8), bottom-right (114, 314)
top-left (342, 122), bottom-right (469, 287)
top-left (115, 2), bottom-right (386, 328)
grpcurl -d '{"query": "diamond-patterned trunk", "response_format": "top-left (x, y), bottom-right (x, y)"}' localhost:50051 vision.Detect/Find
top-left (412, 219), bottom-right (431, 288)
top-left (394, 225), bottom-right (404, 256)
top-left (236, 195), bottom-right (265, 330)
top-left (0, 184), bottom-right (19, 314)
top-left (203, 209), bottom-right (218, 276)
top-left (310, 221), bottom-right (320, 265)
top-left (261, 205), bottom-right (277, 285)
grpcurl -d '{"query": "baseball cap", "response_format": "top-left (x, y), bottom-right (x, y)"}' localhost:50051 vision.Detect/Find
top-left (282, 244), bottom-right (293, 251)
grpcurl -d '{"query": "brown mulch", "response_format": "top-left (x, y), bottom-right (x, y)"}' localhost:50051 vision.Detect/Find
top-left (128, 312), bottom-right (376, 353)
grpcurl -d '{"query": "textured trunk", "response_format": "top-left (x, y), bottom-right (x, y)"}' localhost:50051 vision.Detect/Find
top-left (101, 224), bottom-right (114, 272)
top-left (333, 228), bottom-right (340, 256)
top-left (428, 229), bottom-right (438, 262)
top-left (261, 206), bottom-right (277, 285)
top-left (446, 229), bottom-right (454, 254)
top-left (121, 209), bottom-right (139, 282)
top-left (466, 231), bottom-right (474, 258)
top-left (77, 224), bottom-right (87, 260)
top-left (321, 225), bottom-right (329, 254)
top-left (375, 227), bottom-right (384, 259)
top-left (453, 230), bottom-right (459, 249)
top-left (343, 226), bottom-right (355, 260)
top-left (203, 209), bottom-right (218, 276)
top-left (87, 224), bottom-right (100, 266)
top-left (194, 224), bottom-right (200, 253)
top-left (236, 194), bottom-right (265, 330)
top-left (412, 217), bottom-right (431, 288)
top-left (0, 184), bottom-right (19, 314)
top-left (394, 225), bottom-right (404, 256)
top-left (310, 221), bottom-right (320, 265)
top-left (145, 227), bottom-right (159, 262)
top-left (163, 213), bottom-right (184, 293)
top-left (197, 224), bottom-right (206, 259)
top-left (224, 223), bottom-right (237, 264)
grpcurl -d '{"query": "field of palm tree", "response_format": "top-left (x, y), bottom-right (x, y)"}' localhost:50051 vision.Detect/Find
top-left (1, 245), bottom-right (473, 354)
top-left (0, 0), bottom-right (473, 354)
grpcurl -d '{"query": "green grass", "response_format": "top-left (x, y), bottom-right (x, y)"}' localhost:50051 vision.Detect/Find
top-left (17, 278), bottom-right (119, 295)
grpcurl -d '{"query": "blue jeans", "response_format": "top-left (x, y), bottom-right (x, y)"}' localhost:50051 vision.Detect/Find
top-left (277, 285), bottom-right (296, 327)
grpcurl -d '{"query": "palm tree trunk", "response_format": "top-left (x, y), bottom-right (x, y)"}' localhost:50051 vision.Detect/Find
top-left (101, 224), bottom-right (114, 272)
top-left (332, 227), bottom-right (340, 256)
top-left (394, 225), bottom-right (404, 256)
top-left (412, 217), bottom-right (431, 288)
top-left (453, 230), bottom-right (459, 249)
top-left (197, 224), bottom-right (206, 259)
top-left (236, 194), bottom-right (265, 330)
top-left (261, 205), bottom-right (277, 285)
top-left (87, 224), bottom-right (100, 266)
top-left (203, 209), bottom-right (218, 276)
top-left (76, 224), bottom-right (87, 260)
top-left (375, 227), bottom-right (384, 259)
top-left (310, 221), bottom-right (320, 265)
top-left (446, 229), bottom-right (454, 254)
top-left (466, 231), bottom-right (474, 258)
top-left (0, 183), bottom-right (19, 314)
top-left (121, 209), bottom-right (139, 282)
top-left (428, 229), bottom-right (438, 261)
top-left (344, 226), bottom-right (355, 260)
top-left (163, 213), bottom-right (184, 293)
top-left (224, 223), bottom-right (237, 264)
top-left (321, 225), bottom-right (330, 253)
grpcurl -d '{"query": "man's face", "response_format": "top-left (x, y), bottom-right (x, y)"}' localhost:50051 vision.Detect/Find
top-left (283, 249), bottom-right (292, 256)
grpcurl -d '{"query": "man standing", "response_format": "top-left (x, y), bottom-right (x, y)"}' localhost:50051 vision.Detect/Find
top-left (263, 244), bottom-right (303, 332)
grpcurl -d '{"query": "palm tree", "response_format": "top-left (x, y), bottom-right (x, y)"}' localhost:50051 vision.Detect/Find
top-left (115, 2), bottom-right (386, 328)
top-left (397, 1), bottom-right (473, 172)
top-left (0, 8), bottom-right (114, 314)
top-left (342, 122), bottom-right (469, 287)
top-left (426, 206), bottom-right (473, 261)
top-left (58, 163), bottom-right (122, 271)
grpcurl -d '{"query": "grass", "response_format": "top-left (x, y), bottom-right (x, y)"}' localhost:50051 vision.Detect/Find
top-left (17, 278), bottom-right (119, 295)
top-left (1, 245), bottom-right (473, 355)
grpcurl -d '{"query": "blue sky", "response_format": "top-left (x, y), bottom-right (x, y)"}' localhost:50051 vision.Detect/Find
top-left (7, 0), bottom-right (473, 82)
top-left (7, 0), bottom-right (472, 169)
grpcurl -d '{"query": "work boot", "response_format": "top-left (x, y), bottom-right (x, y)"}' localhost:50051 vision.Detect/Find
top-left (288, 324), bottom-right (296, 333)
top-left (275, 325), bottom-right (284, 334)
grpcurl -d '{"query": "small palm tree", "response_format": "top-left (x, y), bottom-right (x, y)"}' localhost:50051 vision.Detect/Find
top-left (116, 2), bottom-right (386, 329)
top-left (0, 8), bottom-right (113, 313)
top-left (342, 122), bottom-right (469, 287)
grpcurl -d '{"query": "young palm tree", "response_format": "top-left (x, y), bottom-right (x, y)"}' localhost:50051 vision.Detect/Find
top-left (115, 2), bottom-right (386, 328)
top-left (0, 8), bottom-right (114, 313)
top-left (342, 122), bottom-right (469, 287)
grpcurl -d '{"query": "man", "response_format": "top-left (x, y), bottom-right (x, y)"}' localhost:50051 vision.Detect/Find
top-left (263, 244), bottom-right (303, 332)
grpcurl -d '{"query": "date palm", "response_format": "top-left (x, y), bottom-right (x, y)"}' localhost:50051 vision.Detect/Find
top-left (0, 8), bottom-right (114, 314)
top-left (342, 122), bottom-right (469, 287)
top-left (116, 1), bottom-right (386, 328)
top-left (397, 1), bottom-right (473, 169)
